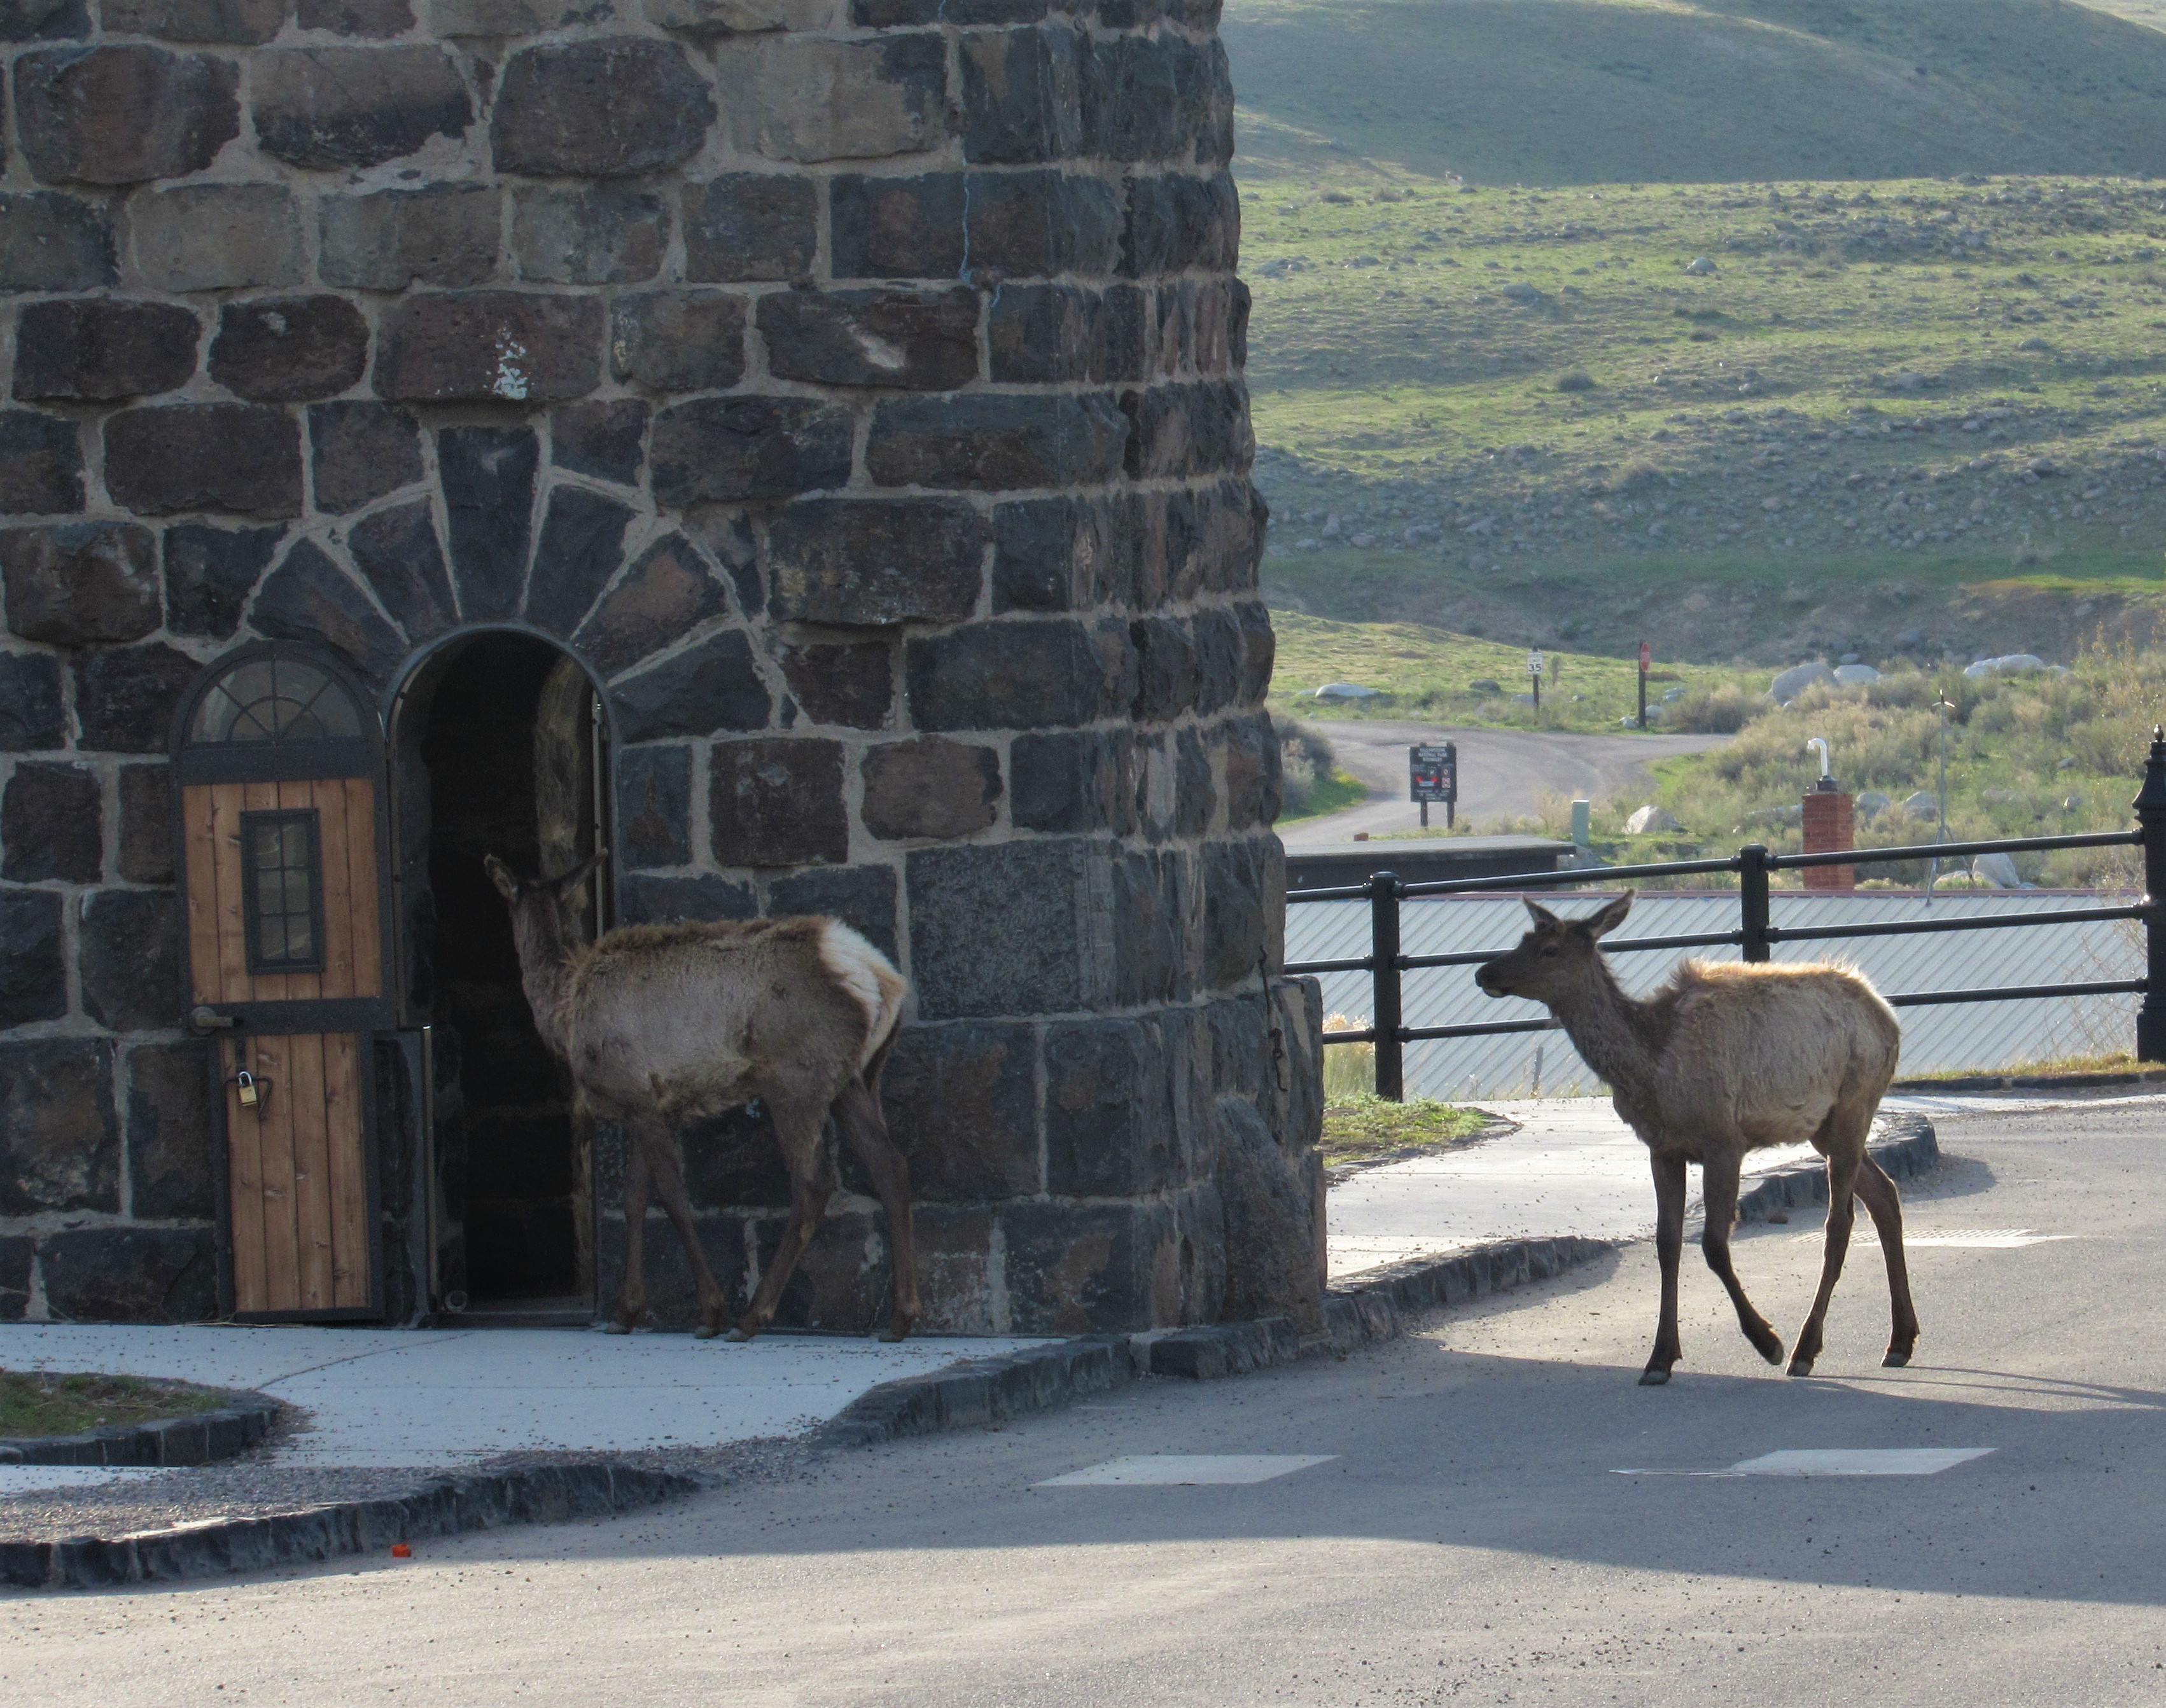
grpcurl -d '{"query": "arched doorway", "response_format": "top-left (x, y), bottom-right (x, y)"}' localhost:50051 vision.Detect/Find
top-left (389, 630), bottom-right (611, 1324)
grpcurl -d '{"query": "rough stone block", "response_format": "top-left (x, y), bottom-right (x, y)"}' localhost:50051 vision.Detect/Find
top-left (493, 40), bottom-right (714, 177)
top-left (0, 653), bottom-right (66, 750)
top-left (72, 641), bottom-right (200, 751)
top-left (618, 872), bottom-right (756, 926)
top-left (709, 738), bottom-right (847, 868)
top-left (715, 36), bottom-right (944, 163)
top-left (906, 837), bottom-right (1112, 1019)
top-left (252, 46), bottom-right (470, 170)
top-left (116, 763), bottom-right (173, 884)
top-left (298, 0), bottom-right (414, 32)
top-left (427, 0), bottom-right (592, 27)
top-left (760, 287), bottom-right (979, 391)
top-left (830, 174), bottom-right (964, 281)
top-left (688, 510), bottom-right (760, 616)
top-left (309, 401), bottom-right (423, 515)
top-left (1203, 837), bottom-right (1279, 991)
top-left (319, 184), bottom-right (501, 291)
top-left (617, 744), bottom-right (692, 868)
top-left (573, 533), bottom-right (727, 680)
top-left (0, 1038), bottom-right (118, 1214)
top-left (1121, 170), bottom-right (1238, 277)
top-left (1083, 32), bottom-right (1214, 163)
top-left (880, 1021), bottom-right (1038, 1200)
top-left (1217, 712), bottom-right (1277, 830)
top-left (905, 616), bottom-right (1134, 732)
top-left (1173, 724), bottom-right (1212, 837)
top-left (551, 399), bottom-right (646, 487)
top-left (0, 0), bottom-right (87, 39)
top-left (40, 1226), bottom-right (216, 1323)
top-left (1, 520), bottom-right (158, 643)
top-left (15, 46), bottom-right (239, 184)
top-left (765, 497), bottom-right (985, 627)
top-left (965, 170), bottom-right (1122, 279)
top-left (0, 191), bottom-right (115, 290)
top-left (130, 183), bottom-right (302, 291)
top-left (349, 500), bottom-right (457, 642)
top-left (437, 424), bottom-right (536, 622)
top-left (609, 291), bottom-right (746, 392)
top-left (126, 1038), bottom-right (214, 1222)
top-left (860, 738), bottom-right (999, 842)
top-left (164, 522), bottom-right (275, 639)
top-left (1215, 1094), bottom-right (1322, 1330)
top-left (775, 639), bottom-right (891, 731)
top-left (1009, 728), bottom-right (1136, 834)
top-left (13, 300), bottom-right (199, 402)
top-left (765, 863), bottom-right (897, 960)
top-left (80, 888), bottom-right (181, 1032)
top-left (1130, 614), bottom-right (1196, 722)
top-left (988, 283), bottom-right (1090, 385)
top-left (0, 411), bottom-right (82, 514)
top-left (102, 0), bottom-right (283, 41)
top-left (249, 539), bottom-right (404, 683)
top-left (854, 0), bottom-right (1040, 20)
top-left (523, 483), bottom-right (632, 637)
top-left (1045, 1015), bottom-right (1177, 1196)
top-left (0, 1233), bottom-right (26, 1323)
top-left (958, 25), bottom-right (1087, 165)
top-left (375, 291), bottom-right (603, 404)
top-left (209, 296), bottom-right (369, 403)
top-left (1190, 607), bottom-right (1243, 715)
top-left (3, 761), bottom-right (99, 882)
top-left (650, 396), bottom-right (852, 506)
top-left (1236, 604), bottom-right (1275, 706)
top-left (647, 0), bottom-right (832, 27)
top-left (1002, 1199), bottom-right (1172, 1335)
top-left (1114, 846), bottom-right (1189, 1006)
top-left (868, 392), bottom-right (1127, 490)
top-left (681, 175), bottom-right (818, 282)
top-left (753, 1209), bottom-right (888, 1333)
top-left (609, 629), bottom-right (769, 741)
top-left (103, 404), bottom-right (302, 519)
top-left (1121, 380), bottom-right (1250, 480)
top-left (0, 889), bottom-right (66, 1025)
top-left (514, 185), bottom-right (667, 286)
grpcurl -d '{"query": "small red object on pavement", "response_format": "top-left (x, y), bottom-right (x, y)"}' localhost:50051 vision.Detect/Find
top-left (390, 1544), bottom-right (412, 1559)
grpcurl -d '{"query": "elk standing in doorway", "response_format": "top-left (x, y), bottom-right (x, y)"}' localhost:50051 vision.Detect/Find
top-left (1476, 894), bottom-right (1914, 1383)
top-left (486, 855), bottom-right (918, 1342)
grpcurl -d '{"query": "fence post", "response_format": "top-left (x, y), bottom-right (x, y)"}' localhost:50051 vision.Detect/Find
top-left (1739, 844), bottom-right (1771, 964)
top-left (1369, 870), bottom-right (1404, 1100)
top-left (2135, 729), bottom-right (2166, 1062)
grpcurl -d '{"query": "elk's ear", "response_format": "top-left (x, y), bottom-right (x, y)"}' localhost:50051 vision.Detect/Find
top-left (549, 851), bottom-right (608, 895)
top-left (1523, 898), bottom-right (1563, 929)
top-left (1585, 892), bottom-right (1634, 938)
top-left (482, 854), bottom-right (522, 902)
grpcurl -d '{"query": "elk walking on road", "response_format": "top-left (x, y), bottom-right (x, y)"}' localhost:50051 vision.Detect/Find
top-left (1476, 894), bottom-right (1914, 1383)
top-left (487, 854), bottom-right (918, 1342)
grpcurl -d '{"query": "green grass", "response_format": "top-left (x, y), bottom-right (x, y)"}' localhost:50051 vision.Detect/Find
top-left (1277, 764), bottom-right (1369, 821)
top-left (1320, 1094), bottom-right (1493, 1170)
top-left (0, 1371), bottom-right (231, 1439)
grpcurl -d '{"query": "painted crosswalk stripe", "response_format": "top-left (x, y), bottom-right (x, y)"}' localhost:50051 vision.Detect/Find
top-left (1037, 1455), bottom-right (1338, 1487)
top-left (1793, 1227), bottom-right (2071, 1249)
top-left (1614, 1447), bottom-right (1995, 1477)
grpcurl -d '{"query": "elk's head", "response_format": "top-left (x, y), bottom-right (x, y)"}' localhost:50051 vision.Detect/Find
top-left (1474, 893), bottom-right (1634, 1004)
top-left (483, 852), bottom-right (606, 948)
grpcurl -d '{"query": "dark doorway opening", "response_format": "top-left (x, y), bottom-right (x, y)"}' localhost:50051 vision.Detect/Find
top-left (404, 631), bottom-right (605, 1321)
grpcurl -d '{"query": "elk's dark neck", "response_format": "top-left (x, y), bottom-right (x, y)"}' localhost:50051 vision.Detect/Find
top-left (508, 901), bottom-right (575, 1062)
top-left (1546, 955), bottom-right (1665, 1097)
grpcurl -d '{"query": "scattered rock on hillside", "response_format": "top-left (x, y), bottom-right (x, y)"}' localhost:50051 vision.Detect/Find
top-left (1833, 663), bottom-right (1880, 685)
top-left (1770, 660), bottom-right (1836, 704)
top-left (1857, 790), bottom-right (1891, 817)
top-left (1684, 256), bottom-right (1717, 275)
top-left (1626, 803), bottom-right (1682, 834)
top-left (1973, 851), bottom-right (2024, 888)
top-left (1899, 789), bottom-right (1938, 818)
top-left (1963, 653), bottom-right (2046, 678)
top-left (1313, 681), bottom-right (1384, 701)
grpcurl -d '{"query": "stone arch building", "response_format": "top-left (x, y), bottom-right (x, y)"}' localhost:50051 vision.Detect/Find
top-left (0, 0), bottom-right (1322, 1335)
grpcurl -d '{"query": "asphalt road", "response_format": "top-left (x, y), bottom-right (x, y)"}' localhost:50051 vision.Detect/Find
top-left (9, 1097), bottom-right (2165, 1705)
top-left (1282, 720), bottom-right (1732, 847)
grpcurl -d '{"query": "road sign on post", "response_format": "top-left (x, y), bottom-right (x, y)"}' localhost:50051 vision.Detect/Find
top-left (1527, 649), bottom-right (1542, 711)
top-left (1638, 639), bottom-right (1651, 730)
top-left (1409, 742), bottom-right (1457, 829)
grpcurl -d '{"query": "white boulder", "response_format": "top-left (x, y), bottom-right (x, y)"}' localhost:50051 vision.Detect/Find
top-left (1962, 653), bottom-right (2047, 679)
top-left (1770, 661), bottom-right (1837, 705)
top-left (1833, 663), bottom-right (1881, 686)
top-left (1313, 682), bottom-right (1384, 701)
top-left (1626, 803), bottom-right (1683, 834)
top-left (1973, 851), bottom-right (2025, 888)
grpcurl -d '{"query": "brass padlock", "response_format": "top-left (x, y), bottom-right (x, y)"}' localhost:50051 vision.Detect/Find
top-left (230, 1069), bottom-right (269, 1116)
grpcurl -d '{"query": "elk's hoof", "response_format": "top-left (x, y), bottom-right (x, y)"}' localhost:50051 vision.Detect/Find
top-left (878, 1316), bottom-right (915, 1343)
top-left (693, 1323), bottom-right (721, 1340)
top-left (723, 1326), bottom-right (754, 1343)
top-left (1787, 1357), bottom-right (1817, 1378)
top-left (1748, 1328), bottom-right (1785, 1366)
top-left (1883, 1349), bottom-right (1911, 1368)
top-left (1638, 1368), bottom-right (1672, 1386)
top-left (604, 1319), bottom-right (632, 1336)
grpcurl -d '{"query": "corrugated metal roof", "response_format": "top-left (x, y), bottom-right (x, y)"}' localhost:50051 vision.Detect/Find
top-left (1287, 890), bottom-right (2141, 1099)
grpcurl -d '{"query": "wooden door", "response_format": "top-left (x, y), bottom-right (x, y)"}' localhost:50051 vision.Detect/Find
top-left (174, 649), bottom-right (392, 1322)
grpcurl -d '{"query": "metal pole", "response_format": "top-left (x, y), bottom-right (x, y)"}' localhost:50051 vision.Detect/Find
top-left (1370, 870), bottom-right (1404, 1100)
top-left (1420, 800), bottom-right (1429, 830)
top-left (1739, 844), bottom-right (1771, 963)
top-left (2134, 728), bottom-right (2166, 1062)
top-left (1637, 665), bottom-right (1647, 730)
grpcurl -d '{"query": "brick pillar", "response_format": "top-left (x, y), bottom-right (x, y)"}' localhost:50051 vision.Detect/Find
top-left (1801, 788), bottom-right (1855, 892)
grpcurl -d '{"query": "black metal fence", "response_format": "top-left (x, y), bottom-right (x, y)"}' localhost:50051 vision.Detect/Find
top-left (1285, 734), bottom-right (2166, 1100)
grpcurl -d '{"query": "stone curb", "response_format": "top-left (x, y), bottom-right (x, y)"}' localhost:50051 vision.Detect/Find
top-left (0, 1394), bottom-right (280, 1469)
top-left (0, 1461), bottom-right (702, 1593)
top-left (1893, 1067), bottom-right (2166, 1092)
top-left (815, 1113), bottom-right (1941, 1451)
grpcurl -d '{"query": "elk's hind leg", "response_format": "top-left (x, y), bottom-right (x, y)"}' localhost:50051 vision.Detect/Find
top-left (1701, 1146), bottom-right (1785, 1367)
top-left (1642, 1152), bottom-right (1688, 1384)
top-left (834, 1078), bottom-right (918, 1342)
top-left (1789, 1134), bottom-right (1864, 1378)
top-left (1852, 1153), bottom-right (1920, 1366)
top-left (610, 1137), bottom-right (653, 1333)
top-left (728, 1100), bottom-right (836, 1343)
top-left (631, 1111), bottom-right (731, 1338)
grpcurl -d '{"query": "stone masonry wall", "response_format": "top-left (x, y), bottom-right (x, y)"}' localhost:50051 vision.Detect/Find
top-left (0, 0), bottom-right (1311, 1333)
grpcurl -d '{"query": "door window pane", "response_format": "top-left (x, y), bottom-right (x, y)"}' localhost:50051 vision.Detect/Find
top-left (190, 656), bottom-right (362, 745)
top-left (242, 810), bottom-right (324, 973)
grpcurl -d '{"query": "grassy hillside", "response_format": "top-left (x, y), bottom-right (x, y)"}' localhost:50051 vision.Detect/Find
top-left (1226, 0), bottom-right (2166, 187)
top-left (1241, 167), bottom-right (2166, 661)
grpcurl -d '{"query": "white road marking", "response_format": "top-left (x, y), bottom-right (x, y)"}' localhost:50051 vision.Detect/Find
top-left (1794, 1227), bottom-right (2074, 1249)
top-left (1614, 1447), bottom-right (1995, 1478)
top-left (1037, 1455), bottom-right (1338, 1487)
